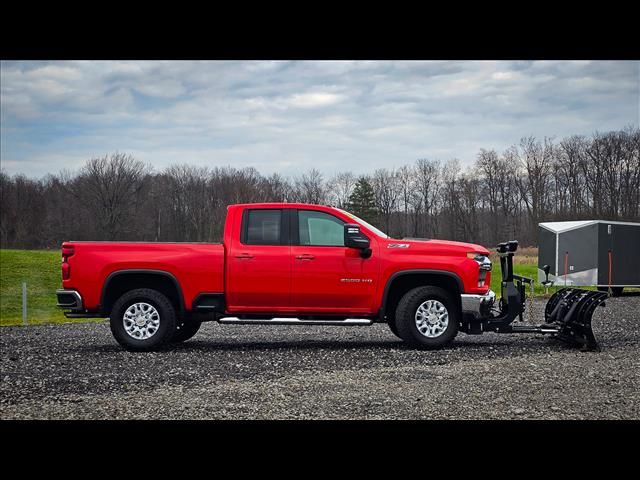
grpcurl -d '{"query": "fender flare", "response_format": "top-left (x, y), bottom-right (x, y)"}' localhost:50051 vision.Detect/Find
top-left (379, 269), bottom-right (464, 318)
top-left (100, 269), bottom-right (185, 315)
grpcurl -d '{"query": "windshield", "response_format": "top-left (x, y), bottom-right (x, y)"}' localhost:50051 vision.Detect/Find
top-left (336, 208), bottom-right (389, 238)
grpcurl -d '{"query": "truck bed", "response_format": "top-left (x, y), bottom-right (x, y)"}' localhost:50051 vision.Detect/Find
top-left (61, 241), bottom-right (225, 312)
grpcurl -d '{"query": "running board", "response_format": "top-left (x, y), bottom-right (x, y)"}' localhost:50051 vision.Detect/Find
top-left (217, 317), bottom-right (373, 326)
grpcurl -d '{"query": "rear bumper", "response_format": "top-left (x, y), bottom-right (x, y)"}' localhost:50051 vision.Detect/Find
top-left (56, 289), bottom-right (83, 310)
top-left (460, 290), bottom-right (496, 319)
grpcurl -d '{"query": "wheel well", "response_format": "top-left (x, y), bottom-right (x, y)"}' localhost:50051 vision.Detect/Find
top-left (382, 272), bottom-right (462, 322)
top-left (101, 271), bottom-right (184, 316)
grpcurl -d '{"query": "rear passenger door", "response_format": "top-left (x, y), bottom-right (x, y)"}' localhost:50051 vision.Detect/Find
top-left (226, 208), bottom-right (291, 312)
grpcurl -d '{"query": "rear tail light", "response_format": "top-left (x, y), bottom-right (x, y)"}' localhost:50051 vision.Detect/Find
top-left (61, 244), bottom-right (74, 280)
top-left (62, 262), bottom-right (70, 280)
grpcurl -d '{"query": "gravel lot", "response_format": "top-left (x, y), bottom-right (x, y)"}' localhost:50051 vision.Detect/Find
top-left (1, 297), bottom-right (639, 420)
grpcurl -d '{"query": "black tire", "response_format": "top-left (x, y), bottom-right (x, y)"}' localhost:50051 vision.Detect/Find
top-left (395, 286), bottom-right (459, 349)
top-left (171, 318), bottom-right (202, 343)
top-left (109, 288), bottom-right (177, 351)
top-left (387, 317), bottom-right (401, 338)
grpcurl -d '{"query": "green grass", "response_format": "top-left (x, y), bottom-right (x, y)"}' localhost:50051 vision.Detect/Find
top-left (0, 249), bottom-right (104, 327)
top-left (489, 263), bottom-right (543, 296)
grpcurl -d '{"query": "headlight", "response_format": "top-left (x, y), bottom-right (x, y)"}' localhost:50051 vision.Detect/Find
top-left (467, 252), bottom-right (492, 271)
top-left (468, 253), bottom-right (492, 288)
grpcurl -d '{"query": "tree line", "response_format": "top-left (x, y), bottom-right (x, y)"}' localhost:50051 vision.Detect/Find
top-left (1, 126), bottom-right (638, 250)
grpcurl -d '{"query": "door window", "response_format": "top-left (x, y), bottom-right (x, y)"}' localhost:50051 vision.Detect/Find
top-left (298, 210), bottom-right (345, 246)
top-left (243, 209), bottom-right (282, 245)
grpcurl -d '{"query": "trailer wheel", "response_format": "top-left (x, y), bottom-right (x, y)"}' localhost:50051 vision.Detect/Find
top-left (109, 288), bottom-right (177, 351)
top-left (597, 286), bottom-right (624, 296)
top-left (171, 318), bottom-right (202, 343)
top-left (395, 286), bottom-right (458, 349)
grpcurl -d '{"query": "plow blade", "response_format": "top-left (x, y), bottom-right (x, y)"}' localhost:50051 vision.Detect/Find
top-left (543, 288), bottom-right (608, 351)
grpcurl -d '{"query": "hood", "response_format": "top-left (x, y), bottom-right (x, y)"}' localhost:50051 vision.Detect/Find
top-left (396, 237), bottom-right (490, 256)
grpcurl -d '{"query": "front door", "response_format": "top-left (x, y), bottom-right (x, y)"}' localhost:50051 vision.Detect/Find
top-left (290, 209), bottom-right (378, 314)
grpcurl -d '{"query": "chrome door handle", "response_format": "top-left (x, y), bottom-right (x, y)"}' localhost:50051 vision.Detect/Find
top-left (295, 254), bottom-right (315, 260)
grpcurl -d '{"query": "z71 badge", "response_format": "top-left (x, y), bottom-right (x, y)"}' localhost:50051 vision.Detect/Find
top-left (340, 278), bottom-right (373, 283)
top-left (387, 243), bottom-right (410, 248)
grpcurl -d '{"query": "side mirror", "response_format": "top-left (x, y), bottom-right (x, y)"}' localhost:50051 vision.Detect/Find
top-left (344, 223), bottom-right (371, 258)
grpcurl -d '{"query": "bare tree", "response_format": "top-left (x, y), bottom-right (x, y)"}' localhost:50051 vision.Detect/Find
top-left (414, 159), bottom-right (441, 238)
top-left (440, 159), bottom-right (461, 240)
top-left (2, 126), bottom-right (638, 249)
top-left (396, 164), bottom-right (416, 237)
top-left (328, 171), bottom-right (356, 208)
top-left (476, 149), bottom-right (502, 245)
top-left (372, 168), bottom-right (400, 236)
top-left (74, 153), bottom-right (148, 240)
top-left (557, 135), bottom-right (588, 217)
top-left (515, 137), bottom-right (554, 241)
top-left (293, 169), bottom-right (327, 204)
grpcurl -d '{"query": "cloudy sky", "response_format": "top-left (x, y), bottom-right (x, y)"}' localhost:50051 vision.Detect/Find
top-left (1, 60), bottom-right (638, 178)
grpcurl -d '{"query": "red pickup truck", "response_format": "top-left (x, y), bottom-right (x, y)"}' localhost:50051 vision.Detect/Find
top-left (57, 202), bottom-right (497, 351)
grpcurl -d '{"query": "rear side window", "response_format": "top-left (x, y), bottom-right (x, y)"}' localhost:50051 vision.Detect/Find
top-left (243, 209), bottom-right (282, 245)
top-left (298, 210), bottom-right (345, 246)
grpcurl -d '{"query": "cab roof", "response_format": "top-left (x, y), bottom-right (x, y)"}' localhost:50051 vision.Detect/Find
top-left (228, 203), bottom-right (338, 210)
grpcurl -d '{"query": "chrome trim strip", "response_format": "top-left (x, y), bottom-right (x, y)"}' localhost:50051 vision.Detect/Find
top-left (218, 317), bottom-right (373, 326)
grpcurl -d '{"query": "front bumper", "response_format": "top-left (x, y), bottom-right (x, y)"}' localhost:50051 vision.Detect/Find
top-left (460, 289), bottom-right (496, 319)
top-left (56, 289), bottom-right (83, 310)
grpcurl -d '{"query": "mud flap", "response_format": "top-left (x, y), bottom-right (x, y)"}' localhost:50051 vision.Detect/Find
top-left (544, 288), bottom-right (608, 351)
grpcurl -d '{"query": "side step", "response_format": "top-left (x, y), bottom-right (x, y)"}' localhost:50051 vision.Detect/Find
top-left (218, 317), bottom-right (373, 326)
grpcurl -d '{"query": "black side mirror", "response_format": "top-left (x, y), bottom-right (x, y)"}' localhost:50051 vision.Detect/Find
top-left (344, 224), bottom-right (371, 258)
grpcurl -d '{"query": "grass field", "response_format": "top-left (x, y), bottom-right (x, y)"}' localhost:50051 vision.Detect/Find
top-left (0, 249), bottom-right (105, 327)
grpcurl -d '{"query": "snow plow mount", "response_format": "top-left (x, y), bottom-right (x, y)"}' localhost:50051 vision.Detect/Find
top-left (467, 240), bottom-right (607, 351)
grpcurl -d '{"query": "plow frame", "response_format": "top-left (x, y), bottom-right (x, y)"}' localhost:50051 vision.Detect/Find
top-left (466, 240), bottom-right (608, 351)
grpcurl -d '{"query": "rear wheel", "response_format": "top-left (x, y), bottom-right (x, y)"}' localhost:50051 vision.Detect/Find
top-left (109, 288), bottom-right (177, 351)
top-left (171, 318), bottom-right (202, 343)
top-left (395, 286), bottom-right (459, 349)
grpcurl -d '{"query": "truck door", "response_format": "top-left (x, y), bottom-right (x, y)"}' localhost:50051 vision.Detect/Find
top-left (290, 209), bottom-right (378, 314)
top-left (226, 208), bottom-right (291, 312)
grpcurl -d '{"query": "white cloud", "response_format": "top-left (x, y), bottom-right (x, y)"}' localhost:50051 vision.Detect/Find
top-left (285, 92), bottom-right (345, 108)
top-left (1, 60), bottom-right (638, 179)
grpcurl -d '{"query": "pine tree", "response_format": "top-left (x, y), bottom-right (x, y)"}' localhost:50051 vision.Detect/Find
top-left (347, 176), bottom-right (379, 225)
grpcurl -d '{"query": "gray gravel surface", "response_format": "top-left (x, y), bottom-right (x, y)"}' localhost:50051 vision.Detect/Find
top-left (1, 297), bottom-right (639, 419)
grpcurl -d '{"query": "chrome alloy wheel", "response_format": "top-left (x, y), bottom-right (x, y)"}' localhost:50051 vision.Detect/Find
top-left (123, 302), bottom-right (160, 340)
top-left (414, 300), bottom-right (449, 338)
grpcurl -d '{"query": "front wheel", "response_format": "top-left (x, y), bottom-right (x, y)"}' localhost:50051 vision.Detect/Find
top-left (387, 318), bottom-right (401, 339)
top-left (394, 286), bottom-right (459, 349)
top-left (109, 288), bottom-right (177, 351)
